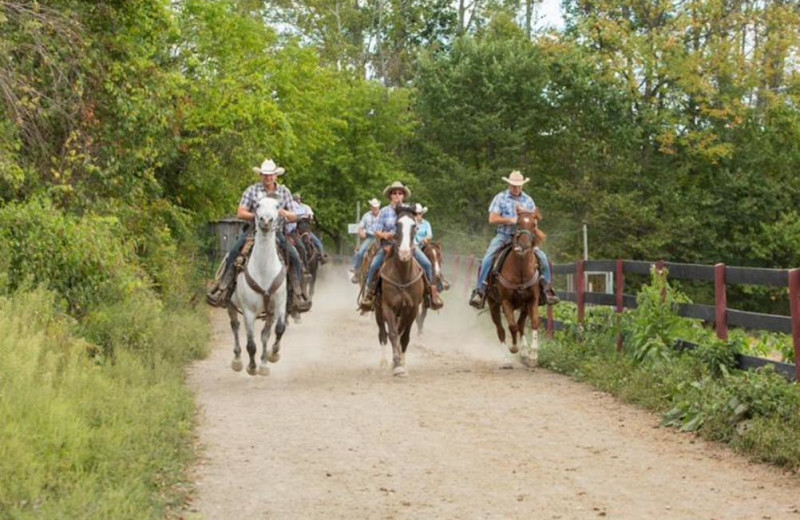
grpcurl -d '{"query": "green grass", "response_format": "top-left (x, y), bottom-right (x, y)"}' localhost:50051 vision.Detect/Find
top-left (0, 288), bottom-right (208, 519)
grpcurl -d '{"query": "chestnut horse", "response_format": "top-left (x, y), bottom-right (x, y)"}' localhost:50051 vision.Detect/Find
top-left (486, 209), bottom-right (545, 367)
top-left (295, 216), bottom-right (319, 298)
top-left (374, 209), bottom-right (425, 376)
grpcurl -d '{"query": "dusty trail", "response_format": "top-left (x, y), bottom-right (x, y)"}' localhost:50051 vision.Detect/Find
top-left (185, 267), bottom-right (800, 520)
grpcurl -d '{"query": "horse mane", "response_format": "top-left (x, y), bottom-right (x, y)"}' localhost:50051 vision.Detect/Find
top-left (395, 204), bottom-right (415, 218)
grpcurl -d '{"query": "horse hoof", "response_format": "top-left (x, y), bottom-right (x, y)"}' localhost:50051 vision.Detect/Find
top-left (247, 364), bottom-right (257, 376)
top-left (393, 365), bottom-right (408, 377)
top-left (509, 344), bottom-right (519, 354)
top-left (268, 352), bottom-right (281, 363)
top-left (258, 365), bottom-right (270, 376)
top-left (499, 362), bottom-right (514, 370)
top-left (231, 359), bottom-right (243, 372)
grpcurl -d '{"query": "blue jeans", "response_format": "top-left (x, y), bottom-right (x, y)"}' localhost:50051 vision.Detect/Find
top-left (310, 232), bottom-right (325, 255)
top-left (351, 237), bottom-right (375, 271)
top-left (474, 234), bottom-right (552, 293)
top-left (365, 247), bottom-right (434, 288)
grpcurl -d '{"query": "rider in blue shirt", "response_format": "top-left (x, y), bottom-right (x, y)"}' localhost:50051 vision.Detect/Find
top-left (358, 181), bottom-right (443, 312)
top-left (349, 198), bottom-right (381, 282)
top-left (468, 170), bottom-right (559, 309)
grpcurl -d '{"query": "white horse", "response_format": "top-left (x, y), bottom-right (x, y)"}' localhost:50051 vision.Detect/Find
top-left (227, 196), bottom-right (288, 376)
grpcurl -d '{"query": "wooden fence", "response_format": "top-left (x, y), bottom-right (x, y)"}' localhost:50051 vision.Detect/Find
top-left (446, 254), bottom-right (800, 382)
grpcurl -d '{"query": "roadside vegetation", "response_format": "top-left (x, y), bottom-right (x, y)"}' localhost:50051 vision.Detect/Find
top-left (539, 270), bottom-right (800, 470)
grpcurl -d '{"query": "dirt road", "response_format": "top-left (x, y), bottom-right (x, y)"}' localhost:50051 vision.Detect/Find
top-left (185, 267), bottom-right (800, 520)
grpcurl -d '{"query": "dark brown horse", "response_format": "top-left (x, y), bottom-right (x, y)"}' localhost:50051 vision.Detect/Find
top-left (486, 209), bottom-right (545, 367)
top-left (416, 241), bottom-right (447, 335)
top-left (295, 216), bottom-right (319, 298)
top-left (374, 210), bottom-right (425, 376)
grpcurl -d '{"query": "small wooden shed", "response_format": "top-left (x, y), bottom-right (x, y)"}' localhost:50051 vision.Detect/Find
top-left (207, 217), bottom-right (246, 262)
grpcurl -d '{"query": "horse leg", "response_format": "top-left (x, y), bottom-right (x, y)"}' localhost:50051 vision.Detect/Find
top-left (258, 312), bottom-right (274, 375)
top-left (375, 303), bottom-right (389, 368)
top-left (228, 304), bottom-right (244, 372)
top-left (516, 305), bottom-right (528, 351)
top-left (383, 305), bottom-right (406, 377)
top-left (243, 311), bottom-right (258, 376)
top-left (500, 300), bottom-right (520, 354)
top-left (270, 300), bottom-right (287, 364)
top-left (489, 301), bottom-right (514, 369)
top-left (416, 305), bottom-right (427, 335)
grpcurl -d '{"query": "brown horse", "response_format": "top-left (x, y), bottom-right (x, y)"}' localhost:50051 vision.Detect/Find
top-left (295, 216), bottom-right (319, 298)
top-left (373, 210), bottom-right (425, 376)
top-left (416, 241), bottom-right (447, 335)
top-left (486, 209), bottom-right (545, 367)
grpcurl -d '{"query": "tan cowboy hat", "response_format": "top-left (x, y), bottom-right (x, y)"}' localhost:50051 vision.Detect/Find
top-left (252, 158), bottom-right (285, 176)
top-left (382, 181), bottom-right (411, 199)
top-left (501, 170), bottom-right (529, 186)
top-left (413, 203), bottom-right (428, 215)
top-left (368, 198), bottom-right (381, 208)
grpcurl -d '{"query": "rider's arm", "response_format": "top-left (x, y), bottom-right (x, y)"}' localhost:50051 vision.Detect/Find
top-left (489, 212), bottom-right (517, 226)
top-left (237, 206), bottom-right (255, 222)
top-left (280, 208), bottom-right (298, 222)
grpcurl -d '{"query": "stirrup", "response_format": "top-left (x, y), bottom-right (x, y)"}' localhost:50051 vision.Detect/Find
top-left (358, 292), bottom-right (375, 311)
top-left (468, 290), bottom-right (485, 309)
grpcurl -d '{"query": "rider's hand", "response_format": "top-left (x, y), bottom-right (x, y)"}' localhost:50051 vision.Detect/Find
top-left (509, 216), bottom-right (518, 225)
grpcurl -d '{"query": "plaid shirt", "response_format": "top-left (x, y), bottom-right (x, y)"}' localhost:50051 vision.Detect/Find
top-left (488, 189), bottom-right (536, 236)
top-left (375, 205), bottom-right (400, 244)
top-left (359, 210), bottom-right (379, 237)
top-left (239, 183), bottom-right (293, 213)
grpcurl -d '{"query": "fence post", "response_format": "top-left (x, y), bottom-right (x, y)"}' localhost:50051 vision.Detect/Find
top-left (577, 259), bottom-right (586, 325)
top-left (616, 259), bottom-right (624, 352)
top-left (714, 263), bottom-right (728, 341)
top-left (789, 269), bottom-right (800, 381)
top-left (656, 259), bottom-right (666, 302)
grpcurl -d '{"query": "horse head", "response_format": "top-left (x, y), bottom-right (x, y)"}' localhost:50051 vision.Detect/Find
top-left (394, 213), bottom-right (417, 262)
top-left (513, 208), bottom-right (544, 256)
top-left (296, 215), bottom-right (313, 235)
top-left (256, 196), bottom-right (280, 234)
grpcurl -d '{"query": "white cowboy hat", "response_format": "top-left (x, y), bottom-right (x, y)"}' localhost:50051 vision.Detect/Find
top-left (252, 158), bottom-right (285, 176)
top-left (368, 198), bottom-right (381, 208)
top-left (413, 203), bottom-right (428, 215)
top-left (501, 170), bottom-right (529, 186)
top-left (382, 181), bottom-right (411, 199)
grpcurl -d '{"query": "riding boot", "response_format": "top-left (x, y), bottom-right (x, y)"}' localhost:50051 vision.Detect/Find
top-left (206, 264), bottom-right (236, 307)
top-left (429, 285), bottom-right (444, 310)
top-left (544, 283), bottom-right (560, 305)
top-left (289, 270), bottom-right (312, 313)
top-left (441, 277), bottom-right (451, 291)
top-left (359, 285), bottom-right (376, 312)
top-left (468, 288), bottom-right (486, 309)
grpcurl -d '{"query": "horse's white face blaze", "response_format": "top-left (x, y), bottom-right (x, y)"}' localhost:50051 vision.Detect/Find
top-left (396, 215), bottom-right (415, 262)
top-left (256, 197), bottom-right (279, 232)
top-left (514, 214), bottom-right (535, 254)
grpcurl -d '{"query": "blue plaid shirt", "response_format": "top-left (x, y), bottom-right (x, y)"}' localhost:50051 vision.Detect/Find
top-left (488, 190), bottom-right (536, 236)
top-left (239, 183), bottom-right (293, 213)
top-left (359, 210), bottom-right (379, 237)
top-left (374, 205), bottom-right (400, 244)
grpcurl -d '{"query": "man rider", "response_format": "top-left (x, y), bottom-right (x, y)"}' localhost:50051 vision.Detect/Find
top-left (468, 170), bottom-right (559, 309)
top-left (349, 198), bottom-right (381, 283)
top-left (358, 181), bottom-right (444, 312)
top-left (208, 158), bottom-right (311, 315)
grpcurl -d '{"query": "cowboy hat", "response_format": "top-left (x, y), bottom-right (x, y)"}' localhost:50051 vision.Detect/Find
top-left (368, 198), bottom-right (381, 208)
top-left (501, 170), bottom-right (529, 186)
top-left (413, 203), bottom-right (428, 215)
top-left (252, 158), bottom-right (285, 176)
top-left (382, 181), bottom-right (411, 199)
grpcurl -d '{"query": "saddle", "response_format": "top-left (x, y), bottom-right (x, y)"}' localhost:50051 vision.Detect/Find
top-left (487, 244), bottom-right (547, 305)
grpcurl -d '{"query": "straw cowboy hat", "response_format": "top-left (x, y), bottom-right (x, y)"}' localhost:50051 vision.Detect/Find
top-left (501, 170), bottom-right (529, 186)
top-left (252, 158), bottom-right (285, 176)
top-left (382, 181), bottom-right (411, 199)
top-left (413, 203), bottom-right (428, 215)
top-left (368, 198), bottom-right (381, 208)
